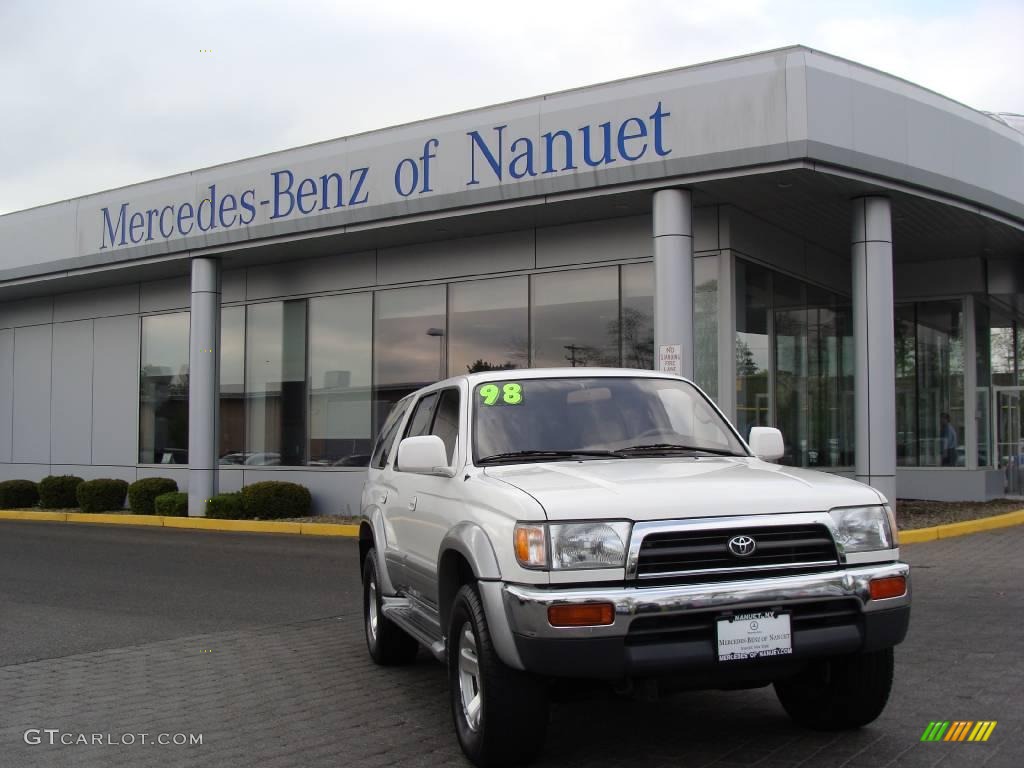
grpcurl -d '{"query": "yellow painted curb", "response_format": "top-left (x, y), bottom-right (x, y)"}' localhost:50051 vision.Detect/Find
top-left (0, 510), bottom-right (68, 522)
top-left (66, 512), bottom-right (164, 526)
top-left (187, 518), bottom-right (303, 535)
top-left (301, 522), bottom-right (360, 537)
top-left (901, 509), bottom-right (1024, 544)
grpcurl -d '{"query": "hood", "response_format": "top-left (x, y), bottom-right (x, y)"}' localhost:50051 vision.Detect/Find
top-left (484, 457), bottom-right (883, 521)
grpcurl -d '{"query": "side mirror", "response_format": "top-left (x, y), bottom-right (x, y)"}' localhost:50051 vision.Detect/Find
top-left (748, 427), bottom-right (785, 461)
top-left (396, 435), bottom-right (454, 477)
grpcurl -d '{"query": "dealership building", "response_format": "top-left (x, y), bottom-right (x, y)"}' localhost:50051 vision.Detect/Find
top-left (1, 46), bottom-right (1022, 515)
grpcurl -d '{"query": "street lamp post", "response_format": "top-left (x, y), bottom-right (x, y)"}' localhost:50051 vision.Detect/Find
top-left (426, 328), bottom-right (445, 380)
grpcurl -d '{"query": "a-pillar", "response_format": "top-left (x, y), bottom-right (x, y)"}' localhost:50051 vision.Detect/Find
top-left (852, 197), bottom-right (896, 503)
top-left (653, 188), bottom-right (694, 379)
top-left (187, 257), bottom-right (221, 517)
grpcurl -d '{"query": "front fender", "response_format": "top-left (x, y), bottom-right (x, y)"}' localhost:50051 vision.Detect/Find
top-left (439, 521), bottom-right (502, 580)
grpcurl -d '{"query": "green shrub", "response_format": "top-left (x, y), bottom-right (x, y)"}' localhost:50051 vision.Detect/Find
top-left (205, 492), bottom-right (244, 519)
top-left (76, 479), bottom-right (129, 513)
top-left (128, 477), bottom-right (179, 515)
top-left (154, 491), bottom-right (188, 517)
top-left (0, 480), bottom-right (39, 509)
top-left (38, 475), bottom-right (84, 509)
top-left (240, 481), bottom-right (311, 520)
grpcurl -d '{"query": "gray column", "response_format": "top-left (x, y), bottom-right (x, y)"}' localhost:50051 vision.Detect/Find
top-left (852, 197), bottom-right (896, 503)
top-left (653, 188), bottom-right (694, 378)
top-left (187, 257), bottom-right (221, 517)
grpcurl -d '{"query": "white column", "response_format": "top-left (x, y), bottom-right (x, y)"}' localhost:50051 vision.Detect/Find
top-left (653, 188), bottom-right (694, 378)
top-left (852, 197), bottom-right (896, 503)
top-left (187, 257), bottom-right (221, 517)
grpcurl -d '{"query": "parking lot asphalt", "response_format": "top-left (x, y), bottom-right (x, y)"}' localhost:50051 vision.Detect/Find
top-left (0, 520), bottom-right (1021, 768)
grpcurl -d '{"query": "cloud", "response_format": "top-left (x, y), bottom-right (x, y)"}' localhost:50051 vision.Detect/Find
top-left (0, 0), bottom-right (1020, 215)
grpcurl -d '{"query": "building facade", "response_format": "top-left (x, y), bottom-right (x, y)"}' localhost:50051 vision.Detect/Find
top-left (1, 47), bottom-right (1022, 515)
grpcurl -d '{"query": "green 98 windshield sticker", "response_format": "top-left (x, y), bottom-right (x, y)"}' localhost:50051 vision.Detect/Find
top-left (479, 382), bottom-right (523, 406)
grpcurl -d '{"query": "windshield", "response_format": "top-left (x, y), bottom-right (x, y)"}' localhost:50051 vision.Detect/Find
top-left (472, 377), bottom-right (747, 464)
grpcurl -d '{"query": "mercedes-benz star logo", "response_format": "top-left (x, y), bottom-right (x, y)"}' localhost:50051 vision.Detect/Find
top-left (728, 535), bottom-right (757, 557)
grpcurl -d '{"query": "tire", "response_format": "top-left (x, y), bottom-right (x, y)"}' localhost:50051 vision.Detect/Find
top-left (448, 584), bottom-right (548, 767)
top-left (774, 647), bottom-right (895, 730)
top-left (362, 549), bottom-right (419, 665)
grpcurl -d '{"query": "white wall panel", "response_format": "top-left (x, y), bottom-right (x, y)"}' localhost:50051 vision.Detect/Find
top-left (0, 463), bottom-right (50, 482)
top-left (53, 284), bottom-right (140, 322)
top-left (0, 329), bottom-right (12, 462)
top-left (136, 465), bottom-right (189, 490)
top-left (222, 269), bottom-right (246, 303)
top-left (140, 277), bottom-right (190, 312)
top-left (50, 464), bottom-right (137, 484)
top-left (536, 216), bottom-right (650, 268)
top-left (13, 324), bottom-right (52, 463)
top-left (378, 231), bottom-right (533, 284)
top-left (246, 251), bottom-right (375, 300)
top-left (51, 320), bottom-right (94, 465)
top-left (91, 315), bottom-right (140, 466)
top-left (0, 297), bottom-right (53, 329)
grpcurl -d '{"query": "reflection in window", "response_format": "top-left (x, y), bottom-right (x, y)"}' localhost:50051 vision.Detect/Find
top-left (219, 307), bottom-right (245, 464)
top-left (916, 301), bottom-right (964, 467)
top-left (735, 261), bottom-right (771, 441)
top-left (448, 277), bottom-right (527, 375)
top-left (531, 267), bottom-right (619, 368)
top-left (895, 305), bottom-right (917, 466)
top-left (309, 293), bottom-right (373, 466)
top-left (620, 263), bottom-right (654, 370)
top-left (245, 301), bottom-right (307, 466)
top-left (373, 285), bottom-right (446, 434)
top-left (139, 313), bottom-right (190, 464)
top-left (693, 256), bottom-right (718, 396)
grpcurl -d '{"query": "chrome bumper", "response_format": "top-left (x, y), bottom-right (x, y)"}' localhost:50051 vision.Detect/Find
top-left (502, 562), bottom-right (910, 640)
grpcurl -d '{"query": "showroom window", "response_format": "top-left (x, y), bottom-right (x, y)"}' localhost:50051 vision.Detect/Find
top-left (693, 256), bottom-right (718, 397)
top-left (220, 306), bottom-right (245, 463)
top-left (448, 276), bottom-right (528, 375)
top-left (735, 261), bottom-right (771, 441)
top-left (139, 312), bottom-right (190, 464)
top-left (531, 267), bottom-right (619, 368)
top-left (620, 262), bottom-right (655, 370)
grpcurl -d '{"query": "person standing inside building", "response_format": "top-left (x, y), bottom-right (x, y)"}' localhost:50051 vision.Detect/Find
top-left (940, 412), bottom-right (959, 466)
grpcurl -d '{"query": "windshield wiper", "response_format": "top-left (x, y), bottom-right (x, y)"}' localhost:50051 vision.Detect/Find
top-left (477, 449), bottom-right (624, 465)
top-left (613, 443), bottom-right (747, 457)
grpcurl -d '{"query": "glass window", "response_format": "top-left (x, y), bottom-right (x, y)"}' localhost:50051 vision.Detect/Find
top-left (373, 285), bottom-right (446, 433)
top-left (735, 261), bottom-right (771, 441)
top-left (405, 392), bottom-right (440, 438)
top-left (431, 388), bottom-right (460, 463)
top-left (448, 277), bottom-right (527, 375)
top-left (245, 301), bottom-right (307, 466)
top-left (991, 324), bottom-right (1016, 387)
top-left (895, 304), bottom-right (918, 466)
top-left (773, 275), bottom-right (806, 466)
top-left (219, 307), bottom-right (246, 465)
top-left (139, 313), bottom-right (190, 464)
top-left (531, 267), bottom-right (619, 368)
top-left (975, 302), bottom-right (992, 468)
top-left (308, 293), bottom-right (372, 467)
top-left (916, 301), bottom-right (964, 467)
top-left (620, 263), bottom-right (654, 370)
top-left (370, 398), bottom-right (410, 469)
top-left (693, 256), bottom-right (718, 397)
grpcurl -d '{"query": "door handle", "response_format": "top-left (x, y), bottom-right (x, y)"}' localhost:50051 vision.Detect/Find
top-left (408, 496), bottom-right (417, 511)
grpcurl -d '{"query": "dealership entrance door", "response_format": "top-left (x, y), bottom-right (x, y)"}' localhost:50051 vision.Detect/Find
top-left (995, 387), bottom-right (1024, 495)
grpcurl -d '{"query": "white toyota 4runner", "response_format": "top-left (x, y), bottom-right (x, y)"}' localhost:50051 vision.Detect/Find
top-left (358, 369), bottom-right (910, 767)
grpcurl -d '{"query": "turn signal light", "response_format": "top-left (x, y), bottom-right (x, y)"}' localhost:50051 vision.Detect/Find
top-left (869, 576), bottom-right (907, 600)
top-left (547, 602), bottom-right (615, 627)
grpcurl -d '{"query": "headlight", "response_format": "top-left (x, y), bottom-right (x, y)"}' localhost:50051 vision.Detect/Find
top-left (514, 521), bottom-right (632, 570)
top-left (829, 506), bottom-right (895, 553)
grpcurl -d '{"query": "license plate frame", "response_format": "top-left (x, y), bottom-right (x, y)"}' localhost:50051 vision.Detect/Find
top-left (716, 610), bottom-right (793, 661)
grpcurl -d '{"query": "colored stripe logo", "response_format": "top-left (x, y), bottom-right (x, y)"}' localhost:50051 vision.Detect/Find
top-left (920, 721), bottom-right (997, 742)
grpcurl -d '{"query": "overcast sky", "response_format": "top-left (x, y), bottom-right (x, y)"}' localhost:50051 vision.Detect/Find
top-left (1, 0), bottom-right (1021, 216)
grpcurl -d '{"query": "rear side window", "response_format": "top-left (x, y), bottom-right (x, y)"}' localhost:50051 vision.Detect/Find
top-left (404, 392), bottom-right (440, 438)
top-left (370, 400), bottom-right (410, 469)
top-left (431, 389), bottom-right (460, 463)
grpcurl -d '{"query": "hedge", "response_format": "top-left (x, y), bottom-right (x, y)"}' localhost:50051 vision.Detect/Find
top-left (154, 491), bottom-right (188, 517)
top-left (240, 481), bottom-right (311, 520)
top-left (128, 477), bottom-right (179, 515)
top-left (77, 479), bottom-right (129, 513)
top-left (0, 480), bottom-right (39, 509)
top-left (205, 492), bottom-right (244, 519)
top-left (38, 475), bottom-right (84, 509)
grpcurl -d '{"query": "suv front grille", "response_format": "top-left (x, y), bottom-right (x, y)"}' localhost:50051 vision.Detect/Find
top-left (635, 523), bottom-right (838, 582)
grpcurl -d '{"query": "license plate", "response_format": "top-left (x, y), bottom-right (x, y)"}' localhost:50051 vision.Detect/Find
top-left (717, 611), bottom-right (792, 661)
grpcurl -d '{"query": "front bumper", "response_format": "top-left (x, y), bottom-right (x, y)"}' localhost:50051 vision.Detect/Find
top-left (502, 562), bottom-right (910, 680)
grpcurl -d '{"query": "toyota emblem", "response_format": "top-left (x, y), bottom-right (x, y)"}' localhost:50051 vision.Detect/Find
top-left (728, 535), bottom-right (757, 557)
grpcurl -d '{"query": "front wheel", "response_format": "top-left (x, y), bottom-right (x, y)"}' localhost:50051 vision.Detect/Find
top-left (362, 549), bottom-right (418, 665)
top-left (774, 648), bottom-right (895, 730)
top-left (448, 584), bottom-right (548, 767)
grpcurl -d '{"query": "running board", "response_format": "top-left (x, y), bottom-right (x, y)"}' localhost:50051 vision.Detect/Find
top-left (382, 601), bottom-right (446, 661)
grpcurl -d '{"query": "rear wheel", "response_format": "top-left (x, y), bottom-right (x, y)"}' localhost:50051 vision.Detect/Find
top-left (774, 648), bottom-right (894, 730)
top-left (448, 584), bottom-right (548, 767)
top-left (362, 549), bottom-right (418, 665)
